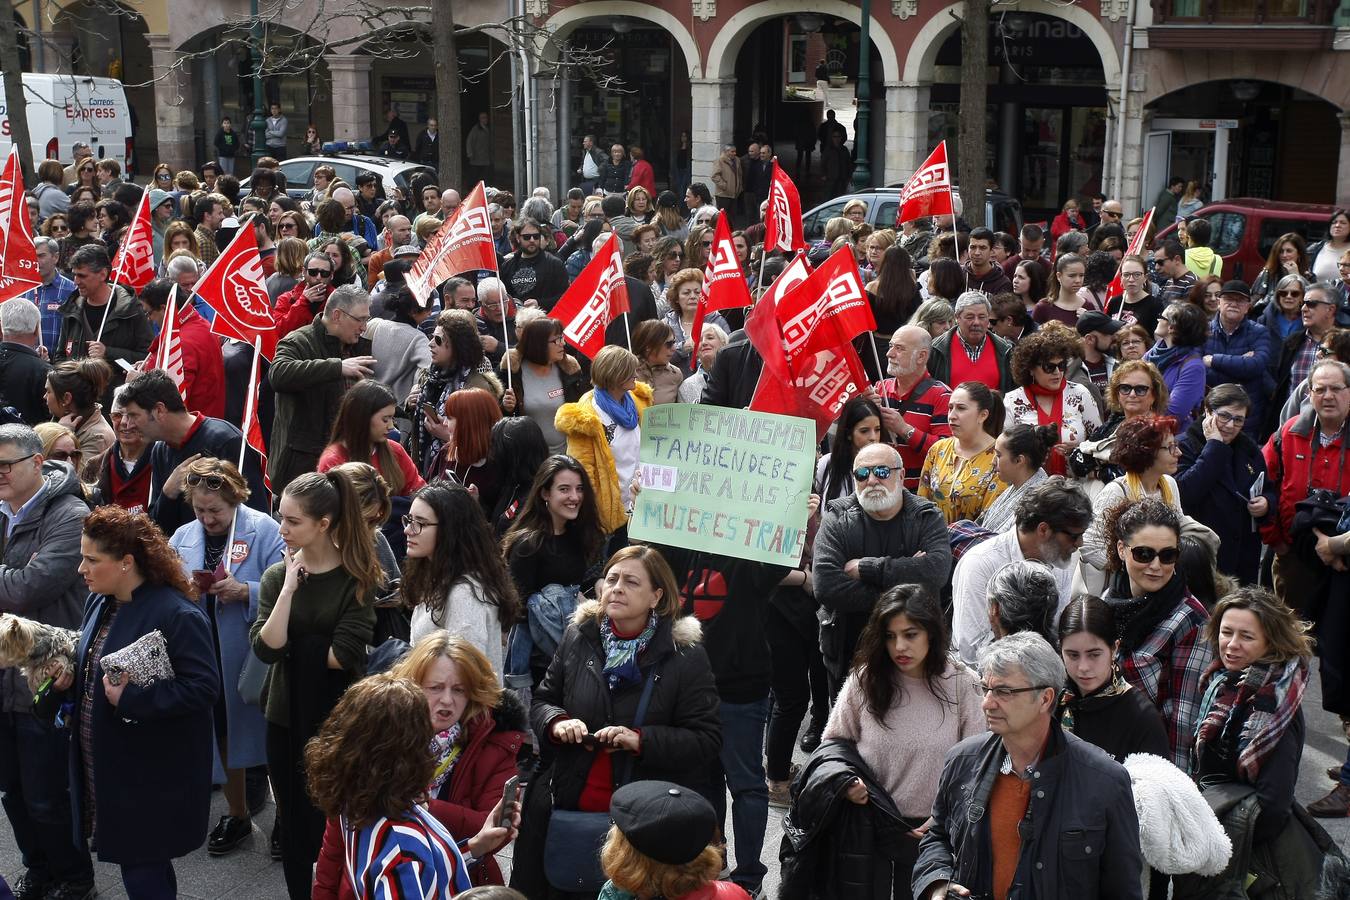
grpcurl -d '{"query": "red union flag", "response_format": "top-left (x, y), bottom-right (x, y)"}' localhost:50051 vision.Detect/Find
top-left (551, 232), bottom-right (629, 359)
top-left (763, 159), bottom-right (805, 254)
top-left (244, 344), bottom-right (271, 494)
top-left (111, 189), bottom-right (156, 291)
top-left (0, 149), bottom-right (40, 303)
top-left (1107, 207), bottom-right (1155, 308)
top-left (197, 223), bottom-right (280, 360)
top-left (774, 246), bottom-right (877, 367)
top-left (692, 214), bottom-right (753, 344)
top-left (896, 141), bottom-right (955, 226)
top-left (149, 286), bottom-right (189, 398)
top-left (408, 182), bottom-right (497, 306)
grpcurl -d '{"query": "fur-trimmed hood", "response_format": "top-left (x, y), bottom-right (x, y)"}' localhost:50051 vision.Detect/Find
top-left (572, 597), bottom-right (703, 648)
top-left (487, 682), bottom-right (530, 734)
top-left (555, 382), bottom-right (655, 439)
top-left (502, 346), bottom-right (582, 377)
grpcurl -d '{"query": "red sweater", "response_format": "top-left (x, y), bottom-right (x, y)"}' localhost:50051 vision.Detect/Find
top-left (273, 281), bottom-right (333, 340)
top-left (317, 441), bottom-right (426, 496)
top-left (144, 307), bottom-right (226, 419)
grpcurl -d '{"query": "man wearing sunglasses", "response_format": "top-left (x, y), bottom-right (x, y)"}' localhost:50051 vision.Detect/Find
top-left (951, 478), bottom-right (1092, 667)
top-left (119, 369), bottom-right (267, 535)
top-left (914, 631), bottom-right (1142, 900)
top-left (1201, 279), bottom-right (1273, 436)
top-left (500, 218), bottom-right (568, 312)
top-left (0, 423), bottom-right (99, 900)
top-left (274, 252), bottom-right (340, 340)
top-left (1268, 281), bottom-right (1340, 427)
top-left (813, 443), bottom-right (952, 691)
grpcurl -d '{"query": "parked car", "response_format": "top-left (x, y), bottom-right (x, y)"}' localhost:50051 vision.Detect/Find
top-left (1153, 198), bottom-right (1335, 282)
top-left (801, 187), bottom-right (1023, 245)
top-left (242, 154), bottom-right (437, 204)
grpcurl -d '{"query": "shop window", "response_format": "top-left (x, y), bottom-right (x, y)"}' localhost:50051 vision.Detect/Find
top-left (1204, 212), bottom-right (1246, 257)
top-left (1169, 0), bottom-right (1307, 17)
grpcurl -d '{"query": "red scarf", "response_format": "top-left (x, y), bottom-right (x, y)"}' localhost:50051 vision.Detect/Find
top-left (1026, 381), bottom-right (1068, 475)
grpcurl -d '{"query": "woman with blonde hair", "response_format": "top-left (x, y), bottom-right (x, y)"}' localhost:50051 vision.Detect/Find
top-left (662, 268), bottom-right (728, 373)
top-left (268, 235), bottom-right (309, 302)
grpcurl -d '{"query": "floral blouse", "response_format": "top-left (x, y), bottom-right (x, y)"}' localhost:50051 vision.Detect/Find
top-left (1004, 382), bottom-right (1103, 447)
top-left (918, 438), bottom-right (1008, 524)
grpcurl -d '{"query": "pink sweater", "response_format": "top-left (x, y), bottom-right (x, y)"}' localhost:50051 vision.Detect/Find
top-left (822, 660), bottom-right (987, 817)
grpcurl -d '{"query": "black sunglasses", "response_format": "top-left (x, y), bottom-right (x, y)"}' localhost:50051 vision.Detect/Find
top-left (519, 233), bottom-right (542, 241)
top-left (1117, 383), bottom-right (1151, 396)
top-left (1128, 545), bottom-right (1179, 565)
top-left (1039, 360), bottom-right (1068, 374)
top-left (307, 268), bottom-right (333, 278)
top-left (852, 464), bottom-right (895, 482)
top-left (431, 333), bottom-right (445, 346)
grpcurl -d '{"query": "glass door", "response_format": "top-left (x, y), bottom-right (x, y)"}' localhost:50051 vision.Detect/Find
top-left (1021, 108), bottom-right (1063, 214)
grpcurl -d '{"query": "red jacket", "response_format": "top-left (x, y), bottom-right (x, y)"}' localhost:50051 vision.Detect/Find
top-left (144, 306), bottom-right (225, 419)
top-left (1261, 407), bottom-right (1350, 547)
top-left (1050, 211), bottom-right (1085, 247)
top-left (313, 692), bottom-right (527, 899)
top-left (626, 159), bottom-right (656, 197)
top-left (273, 281), bottom-right (333, 340)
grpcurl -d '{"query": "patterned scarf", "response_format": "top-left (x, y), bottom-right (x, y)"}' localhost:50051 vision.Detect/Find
top-left (427, 722), bottom-right (464, 797)
top-left (1057, 670), bottom-right (1131, 733)
top-left (600, 612), bottom-right (657, 690)
top-left (1193, 656), bottom-right (1308, 781)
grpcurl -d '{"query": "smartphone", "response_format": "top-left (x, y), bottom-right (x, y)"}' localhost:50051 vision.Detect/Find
top-left (499, 775), bottom-right (520, 828)
top-left (420, 402), bottom-right (438, 420)
top-left (579, 733), bottom-right (599, 750)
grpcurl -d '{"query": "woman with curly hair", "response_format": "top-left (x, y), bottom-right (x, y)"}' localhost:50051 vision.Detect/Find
top-left (63, 505), bottom-right (219, 898)
top-left (1081, 414), bottom-right (1186, 572)
top-left (917, 381), bottom-right (1008, 524)
top-left (305, 673), bottom-right (519, 900)
top-left (1004, 322), bottom-right (1103, 474)
top-left (1145, 302), bottom-right (1209, 430)
top-left (1098, 497), bottom-right (1212, 771)
top-left (403, 481), bottom-right (519, 676)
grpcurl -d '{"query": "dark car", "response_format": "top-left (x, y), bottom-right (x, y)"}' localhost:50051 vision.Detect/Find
top-left (801, 187), bottom-right (1023, 243)
top-left (1154, 198), bottom-right (1335, 282)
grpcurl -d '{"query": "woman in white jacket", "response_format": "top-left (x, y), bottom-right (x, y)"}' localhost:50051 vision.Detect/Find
top-left (402, 481), bottom-right (520, 679)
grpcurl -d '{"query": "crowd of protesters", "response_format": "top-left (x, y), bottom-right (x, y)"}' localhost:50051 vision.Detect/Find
top-left (0, 127), bottom-right (1347, 900)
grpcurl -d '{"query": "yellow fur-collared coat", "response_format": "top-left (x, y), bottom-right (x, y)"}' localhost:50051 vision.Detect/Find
top-left (554, 382), bottom-right (654, 534)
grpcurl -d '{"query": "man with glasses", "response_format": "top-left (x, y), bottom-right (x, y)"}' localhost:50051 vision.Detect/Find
top-left (951, 478), bottom-right (1092, 666)
top-left (813, 443), bottom-right (951, 692)
top-left (1270, 280), bottom-right (1340, 425)
top-left (1202, 279), bottom-right (1273, 436)
top-left (0, 423), bottom-right (98, 900)
top-left (275, 251), bottom-right (339, 339)
top-left (20, 237), bottom-right (73, 351)
top-left (500, 218), bottom-right (568, 311)
top-left (269, 284), bottom-right (376, 493)
top-left (119, 369), bottom-right (266, 535)
top-left (914, 631), bottom-right (1142, 900)
top-left (328, 187), bottom-right (378, 249)
top-left (1153, 240), bottom-right (1195, 303)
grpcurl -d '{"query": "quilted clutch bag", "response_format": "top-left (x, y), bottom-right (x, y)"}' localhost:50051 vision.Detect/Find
top-left (100, 630), bottom-right (175, 688)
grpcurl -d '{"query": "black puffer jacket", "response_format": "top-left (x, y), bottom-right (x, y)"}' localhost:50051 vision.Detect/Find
top-left (779, 739), bottom-right (911, 900)
top-left (511, 600), bottom-right (721, 898)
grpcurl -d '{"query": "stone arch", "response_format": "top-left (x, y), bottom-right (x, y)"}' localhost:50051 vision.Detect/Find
top-left (1140, 64), bottom-right (1349, 113)
top-left (903, 0), bottom-right (1120, 85)
top-left (542, 1), bottom-right (702, 78)
top-left (705, 0), bottom-right (900, 82)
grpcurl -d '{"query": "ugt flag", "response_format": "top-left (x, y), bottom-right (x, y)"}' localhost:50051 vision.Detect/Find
top-left (111, 189), bottom-right (156, 291)
top-left (0, 148), bottom-right (40, 303)
top-left (196, 222), bottom-right (280, 361)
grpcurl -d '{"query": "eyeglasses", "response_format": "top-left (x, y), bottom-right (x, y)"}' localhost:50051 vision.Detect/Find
top-left (1128, 545), bottom-right (1180, 565)
top-left (1038, 360), bottom-right (1068, 374)
top-left (79, 166), bottom-right (94, 173)
top-left (973, 682), bottom-right (1049, 700)
top-left (337, 309), bottom-right (372, 325)
top-left (431, 333), bottom-right (445, 346)
top-left (1101, 210), bottom-right (1121, 218)
top-left (1121, 271), bottom-right (1145, 279)
top-left (50, 224), bottom-right (69, 234)
top-left (279, 222), bottom-right (297, 231)
top-left (156, 173), bottom-right (171, 181)
top-left (852, 464), bottom-right (894, 482)
top-left (1302, 300), bottom-right (1333, 309)
top-left (46, 449), bottom-right (80, 462)
top-left (1318, 345), bottom-right (1336, 358)
top-left (0, 453), bottom-right (35, 474)
top-left (1311, 384), bottom-right (1349, 396)
top-left (401, 513), bottom-right (438, 535)
top-left (307, 268), bottom-right (333, 278)
top-left (1160, 442), bottom-right (1181, 455)
top-left (1117, 383), bottom-right (1152, 396)
top-left (186, 473), bottom-right (225, 490)
top-left (701, 240), bottom-right (713, 248)
top-left (1277, 290), bottom-right (1304, 298)
top-left (519, 233), bottom-right (542, 241)
top-left (668, 252), bottom-right (684, 260)
top-left (1213, 410), bottom-right (1247, 426)
top-left (548, 336), bottom-right (566, 346)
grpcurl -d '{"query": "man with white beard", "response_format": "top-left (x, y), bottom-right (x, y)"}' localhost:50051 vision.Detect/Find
top-left (812, 442), bottom-right (952, 692)
top-left (950, 477), bottom-right (1092, 667)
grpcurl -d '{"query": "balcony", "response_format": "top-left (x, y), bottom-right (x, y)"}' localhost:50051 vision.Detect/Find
top-left (1148, 0), bottom-right (1335, 49)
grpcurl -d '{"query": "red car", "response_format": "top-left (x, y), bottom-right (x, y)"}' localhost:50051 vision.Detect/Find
top-left (1154, 198), bottom-right (1335, 283)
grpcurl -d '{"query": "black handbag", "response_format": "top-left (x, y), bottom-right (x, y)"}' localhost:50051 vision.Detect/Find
top-left (542, 669), bottom-right (657, 893)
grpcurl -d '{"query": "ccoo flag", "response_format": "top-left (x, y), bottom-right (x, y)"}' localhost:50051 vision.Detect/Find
top-left (692, 214), bottom-right (753, 346)
top-left (550, 231), bottom-right (630, 360)
top-left (896, 141), bottom-right (955, 227)
top-left (763, 159), bottom-right (805, 254)
top-left (408, 182), bottom-right (497, 306)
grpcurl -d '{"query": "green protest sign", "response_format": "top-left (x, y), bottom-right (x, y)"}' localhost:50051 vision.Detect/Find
top-left (628, 405), bottom-right (815, 566)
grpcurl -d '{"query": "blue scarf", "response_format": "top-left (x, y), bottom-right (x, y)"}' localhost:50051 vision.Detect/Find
top-left (1144, 341), bottom-right (1199, 375)
top-left (593, 387), bottom-right (639, 430)
top-left (600, 612), bottom-right (657, 689)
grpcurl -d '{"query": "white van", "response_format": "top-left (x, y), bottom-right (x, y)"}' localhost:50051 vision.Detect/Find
top-left (0, 73), bottom-right (133, 172)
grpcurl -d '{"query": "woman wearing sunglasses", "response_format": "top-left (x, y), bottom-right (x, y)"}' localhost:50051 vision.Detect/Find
top-left (1175, 384), bottom-right (1270, 584)
top-left (168, 457), bottom-right (285, 857)
top-left (1100, 496), bottom-right (1213, 771)
top-left (1256, 273), bottom-right (1308, 342)
top-left (65, 158), bottom-right (99, 198)
top-left (631, 320), bottom-right (685, 406)
top-left (1004, 322), bottom-right (1103, 475)
top-left (650, 237), bottom-right (686, 315)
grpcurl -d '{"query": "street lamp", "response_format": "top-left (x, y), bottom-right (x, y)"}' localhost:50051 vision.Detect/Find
top-left (249, 0), bottom-right (267, 165)
top-left (850, 0), bottom-right (872, 190)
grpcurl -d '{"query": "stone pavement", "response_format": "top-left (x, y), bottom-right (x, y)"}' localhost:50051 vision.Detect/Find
top-left (0, 663), bottom-right (1345, 898)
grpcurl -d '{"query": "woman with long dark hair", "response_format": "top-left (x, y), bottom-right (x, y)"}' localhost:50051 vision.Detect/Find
top-left (501, 318), bottom-right (587, 454)
top-left (980, 423), bottom-right (1057, 533)
top-left (410, 310), bottom-right (503, 475)
top-left (45, 359), bottom-right (115, 482)
top-left (815, 397), bottom-right (888, 502)
top-left (811, 585), bottom-right (984, 899)
top-left (319, 380), bottom-right (425, 500)
top-left (860, 245), bottom-right (921, 377)
top-left (1012, 258), bottom-right (1048, 317)
top-left (403, 481), bottom-right (519, 677)
top-left (487, 417), bottom-right (551, 536)
top-left (251, 468), bottom-right (382, 899)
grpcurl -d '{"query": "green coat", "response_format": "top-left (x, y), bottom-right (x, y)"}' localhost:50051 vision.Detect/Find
top-left (267, 314), bottom-right (372, 493)
top-left (52, 284), bottom-right (152, 403)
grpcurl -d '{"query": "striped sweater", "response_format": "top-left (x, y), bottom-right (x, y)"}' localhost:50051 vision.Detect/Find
top-left (342, 805), bottom-right (472, 899)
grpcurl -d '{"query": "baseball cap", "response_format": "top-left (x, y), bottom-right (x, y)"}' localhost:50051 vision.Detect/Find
top-left (1076, 311), bottom-right (1124, 336)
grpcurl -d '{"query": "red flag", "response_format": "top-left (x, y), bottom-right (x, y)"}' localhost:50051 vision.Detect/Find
top-left (408, 182), bottom-right (497, 306)
top-left (111, 189), bottom-right (156, 292)
top-left (1107, 207), bottom-right (1156, 308)
top-left (244, 345), bottom-right (271, 493)
top-left (773, 246), bottom-right (877, 368)
top-left (150, 286), bottom-right (189, 400)
top-left (0, 148), bottom-right (41, 303)
top-left (550, 232), bottom-right (629, 360)
top-left (196, 223), bottom-right (280, 361)
top-left (896, 142), bottom-right (954, 227)
top-left (692, 215), bottom-right (753, 345)
top-left (763, 159), bottom-right (805, 254)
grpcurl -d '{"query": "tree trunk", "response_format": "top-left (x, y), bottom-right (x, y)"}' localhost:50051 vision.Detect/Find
top-left (433, 2), bottom-right (462, 192)
top-left (958, 0), bottom-right (988, 228)
top-left (0, 11), bottom-right (35, 185)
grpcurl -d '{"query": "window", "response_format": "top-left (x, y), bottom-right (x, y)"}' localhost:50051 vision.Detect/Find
top-left (803, 200), bottom-right (846, 242)
top-left (874, 200), bottom-right (899, 230)
top-left (1204, 212), bottom-right (1246, 257)
top-left (277, 160), bottom-right (315, 190)
top-left (1257, 217), bottom-right (1329, 260)
top-left (1170, 0), bottom-right (1306, 16)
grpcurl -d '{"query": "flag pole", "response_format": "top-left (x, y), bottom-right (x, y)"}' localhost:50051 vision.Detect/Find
top-left (624, 311), bottom-right (632, 352)
top-left (158, 285), bottom-right (178, 370)
top-left (869, 339), bottom-right (888, 401)
top-left (501, 297), bottom-right (512, 394)
top-left (226, 335), bottom-right (262, 577)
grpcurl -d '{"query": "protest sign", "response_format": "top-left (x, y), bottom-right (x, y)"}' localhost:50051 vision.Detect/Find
top-left (629, 405), bottom-right (815, 567)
